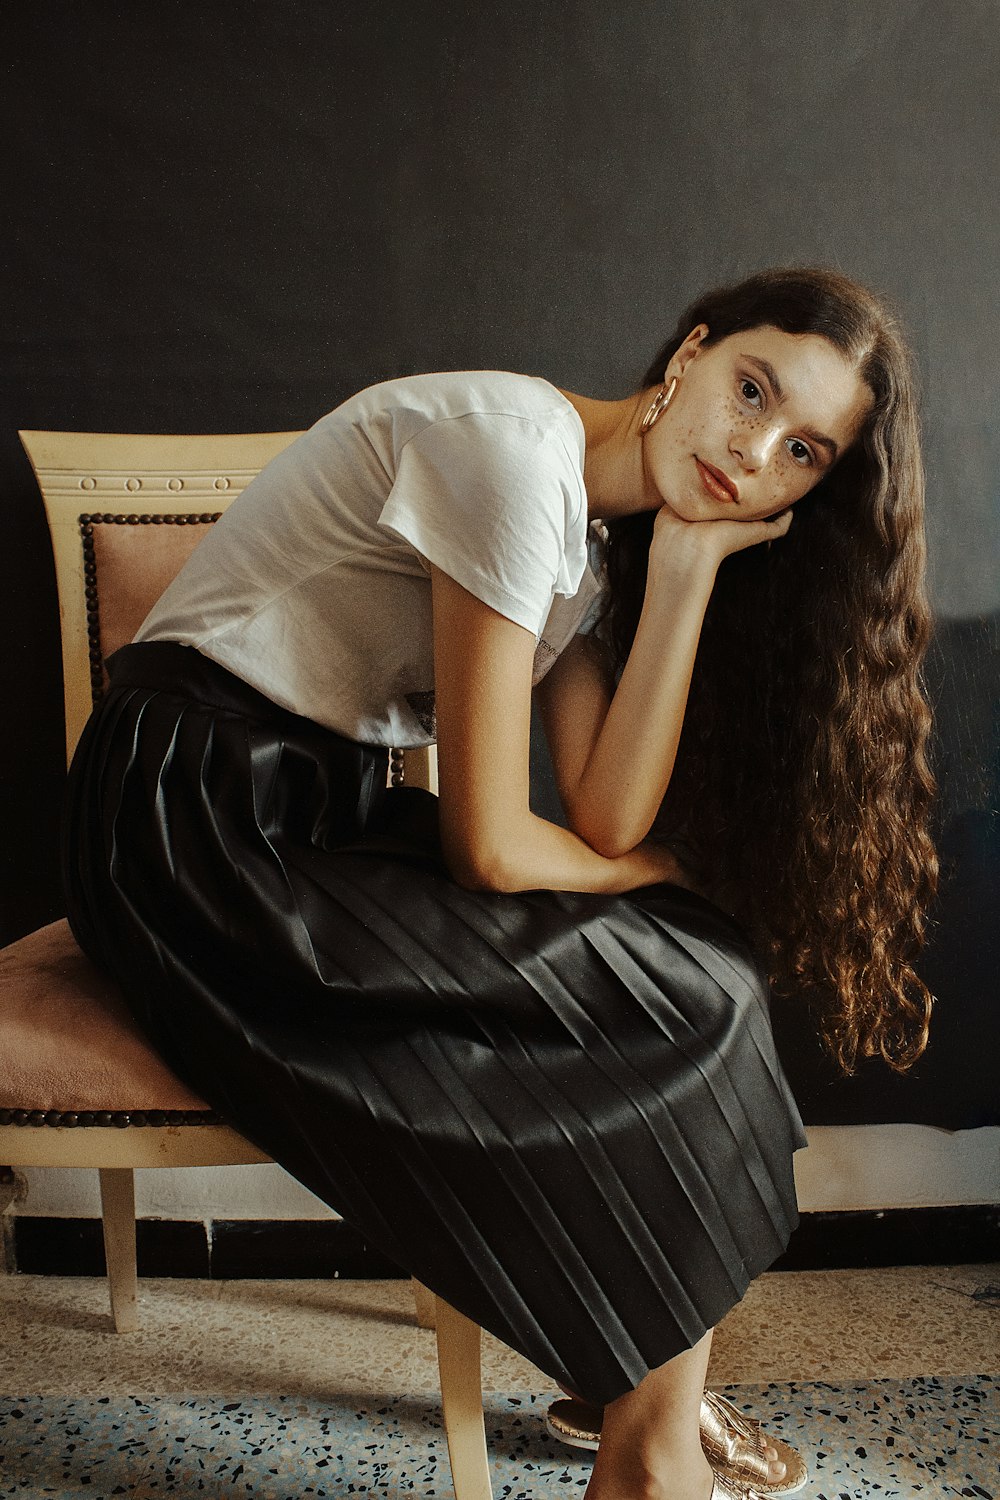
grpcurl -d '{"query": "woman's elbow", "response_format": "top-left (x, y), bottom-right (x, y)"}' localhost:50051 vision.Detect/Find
top-left (582, 829), bottom-right (634, 860)
top-left (443, 839), bottom-right (525, 894)
top-left (564, 801), bottom-right (638, 861)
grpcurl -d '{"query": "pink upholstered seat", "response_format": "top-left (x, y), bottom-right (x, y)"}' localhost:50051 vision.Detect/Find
top-left (0, 918), bottom-right (211, 1116)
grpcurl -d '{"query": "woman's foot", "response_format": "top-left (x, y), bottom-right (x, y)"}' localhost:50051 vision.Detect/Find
top-left (700, 1388), bottom-right (807, 1493)
top-left (587, 1460), bottom-right (761, 1500)
top-left (548, 1389), bottom-right (806, 1493)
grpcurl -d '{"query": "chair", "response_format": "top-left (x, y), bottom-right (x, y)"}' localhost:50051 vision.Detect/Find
top-left (0, 429), bottom-right (492, 1500)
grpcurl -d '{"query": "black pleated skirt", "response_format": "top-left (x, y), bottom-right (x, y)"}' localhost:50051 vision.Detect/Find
top-left (63, 641), bottom-right (806, 1405)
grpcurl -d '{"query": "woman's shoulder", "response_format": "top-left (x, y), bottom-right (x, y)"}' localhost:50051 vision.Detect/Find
top-left (334, 370), bottom-right (582, 441)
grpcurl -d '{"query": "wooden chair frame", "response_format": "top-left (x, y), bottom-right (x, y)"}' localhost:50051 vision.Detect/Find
top-left (2, 430), bottom-right (487, 1499)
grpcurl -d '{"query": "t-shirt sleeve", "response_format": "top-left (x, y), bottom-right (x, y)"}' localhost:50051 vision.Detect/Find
top-left (377, 411), bottom-right (584, 638)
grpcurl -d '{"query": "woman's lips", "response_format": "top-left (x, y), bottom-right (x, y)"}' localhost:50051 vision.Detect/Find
top-left (695, 458), bottom-right (739, 504)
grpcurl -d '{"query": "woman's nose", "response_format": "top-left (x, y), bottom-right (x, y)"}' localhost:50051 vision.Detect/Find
top-left (730, 424), bottom-right (782, 472)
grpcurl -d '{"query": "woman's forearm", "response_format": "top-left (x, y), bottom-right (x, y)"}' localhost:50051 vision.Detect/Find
top-left (446, 808), bottom-right (691, 895)
top-left (566, 544), bottom-right (719, 857)
top-left (430, 556), bottom-right (705, 894)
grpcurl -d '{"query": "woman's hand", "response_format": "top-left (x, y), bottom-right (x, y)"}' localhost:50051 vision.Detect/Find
top-left (630, 840), bottom-right (703, 893)
top-left (650, 499), bottom-right (793, 579)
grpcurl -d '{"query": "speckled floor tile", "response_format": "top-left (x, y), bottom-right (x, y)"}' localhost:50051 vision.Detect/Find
top-left (1, 1265), bottom-right (996, 1397)
top-left (0, 1276), bottom-right (561, 1399)
top-left (1, 1266), bottom-right (998, 1496)
top-left (0, 1379), bottom-right (996, 1498)
top-left (707, 1265), bottom-right (1000, 1384)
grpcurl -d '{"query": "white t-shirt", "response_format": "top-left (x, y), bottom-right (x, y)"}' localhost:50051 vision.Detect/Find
top-left (136, 371), bottom-right (606, 747)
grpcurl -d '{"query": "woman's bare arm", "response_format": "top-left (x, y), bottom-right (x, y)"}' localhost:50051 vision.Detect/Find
top-left (430, 565), bottom-right (687, 894)
top-left (537, 506), bottom-right (793, 858)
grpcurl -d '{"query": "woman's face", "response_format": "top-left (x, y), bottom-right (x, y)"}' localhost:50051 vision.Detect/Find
top-left (643, 323), bottom-right (873, 522)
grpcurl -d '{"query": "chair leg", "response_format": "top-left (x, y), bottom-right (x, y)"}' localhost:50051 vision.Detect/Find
top-left (97, 1167), bottom-right (139, 1332)
top-left (412, 1275), bottom-right (438, 1329)
top-left (435, 1294), bottom-right (492, 1500)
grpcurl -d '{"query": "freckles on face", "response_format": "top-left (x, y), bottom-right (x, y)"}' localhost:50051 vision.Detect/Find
top-left (723, 395), bottom-right (816, 510)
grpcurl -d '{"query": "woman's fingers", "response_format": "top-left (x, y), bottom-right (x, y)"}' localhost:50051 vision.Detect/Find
top-left (745, 507), bottom-right (794, 548)
top-left (710, 507), bottom-right (794, 560)
top-left (651, 502), bottom-right (794, 575)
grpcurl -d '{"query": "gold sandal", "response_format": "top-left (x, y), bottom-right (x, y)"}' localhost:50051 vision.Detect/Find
top-left (711, 1473), bottom-right (765, 1499)
top-left (545, 1388), bottom-right (808, 1495)
top-left (700, 1389), bottom-right (808, 1495)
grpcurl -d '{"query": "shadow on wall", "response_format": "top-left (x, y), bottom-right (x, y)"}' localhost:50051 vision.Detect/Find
top-left (772, 611), bottom-right (999, 1129)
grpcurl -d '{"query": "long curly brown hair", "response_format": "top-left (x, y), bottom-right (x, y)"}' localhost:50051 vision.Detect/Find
top-left (603, 267), bottom-right (938, 1074)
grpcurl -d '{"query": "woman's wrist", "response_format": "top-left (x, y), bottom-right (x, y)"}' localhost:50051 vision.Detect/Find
top-left (647, 518), bottom-right (722, 592)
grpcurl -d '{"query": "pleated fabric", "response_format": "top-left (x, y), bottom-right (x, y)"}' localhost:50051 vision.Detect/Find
top-left (63, 641), bottom-right (806, 1405)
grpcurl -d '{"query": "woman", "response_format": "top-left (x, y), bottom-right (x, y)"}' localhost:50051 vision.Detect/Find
top-left (64, 265), bottom-right (937, 1500)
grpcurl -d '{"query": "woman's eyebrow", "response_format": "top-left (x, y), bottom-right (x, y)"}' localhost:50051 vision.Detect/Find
top-left (742, 354), bottom-right (840, 462)
top-left (743, 354), bottom-right (785, 402)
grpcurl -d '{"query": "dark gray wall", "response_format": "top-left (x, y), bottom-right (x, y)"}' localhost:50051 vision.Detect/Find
top-left (4, 1), bottom-right (997, 1124)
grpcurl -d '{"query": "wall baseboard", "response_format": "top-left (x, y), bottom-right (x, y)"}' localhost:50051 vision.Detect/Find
top-left (8, 1205), bottom-right (999, 1280)
top-left (771, 1204), bottom-right (999, 1271)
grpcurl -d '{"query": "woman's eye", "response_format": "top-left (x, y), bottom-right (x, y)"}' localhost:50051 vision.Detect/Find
top-left (740, 379), bottom-right (762, 406)
top-left (786, 438), bottom-right (814, 466)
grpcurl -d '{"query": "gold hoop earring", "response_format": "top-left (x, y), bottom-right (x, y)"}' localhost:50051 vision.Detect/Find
top-left (639, 376), bottom-right (678, 433)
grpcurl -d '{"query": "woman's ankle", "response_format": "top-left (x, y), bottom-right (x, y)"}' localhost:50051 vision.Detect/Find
top-left (585, 1441), bottom-right (713, 1500)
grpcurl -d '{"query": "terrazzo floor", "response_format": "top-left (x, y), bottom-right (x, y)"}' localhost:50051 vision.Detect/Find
top-left (1, 1265), bottom-right (997, 1498)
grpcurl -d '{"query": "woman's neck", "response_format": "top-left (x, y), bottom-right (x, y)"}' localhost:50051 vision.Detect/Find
top-left (555, 386), bottom-right (660, 522)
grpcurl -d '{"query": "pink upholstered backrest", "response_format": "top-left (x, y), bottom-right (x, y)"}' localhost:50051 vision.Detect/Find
top-left (86, 514), bottom-right (217, 699)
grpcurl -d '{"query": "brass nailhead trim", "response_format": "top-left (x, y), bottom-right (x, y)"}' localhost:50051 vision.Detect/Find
top-left (389, 748), bottom-right (405, 787)
top-left (79, 512), bottom-right (223, 708)
top-left (0, 1107), bottom-right (222, 1127)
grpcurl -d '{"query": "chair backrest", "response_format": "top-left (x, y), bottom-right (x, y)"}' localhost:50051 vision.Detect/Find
top-left (19, 430), bottom-right (303, 767)
top-left (19, 429), bottom-right (438, 793)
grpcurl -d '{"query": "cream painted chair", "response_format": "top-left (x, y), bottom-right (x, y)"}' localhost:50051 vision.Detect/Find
top-left (1, 430), bottom-right (491, 1500)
